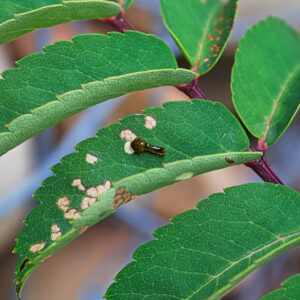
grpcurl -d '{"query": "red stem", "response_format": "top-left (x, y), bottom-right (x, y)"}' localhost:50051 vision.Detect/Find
top-left (102, 13), bottom-right (135, 32)
top-left (245, 148), bottom-right (284, 184)
top-left (177, 78), bottom-right (208, 99)
top-left (105, 14), bottom-right (284, 185)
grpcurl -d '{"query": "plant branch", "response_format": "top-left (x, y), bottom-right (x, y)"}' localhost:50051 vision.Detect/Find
top-left (245, 147), bottom-right (284, 184)
top-left (106, 13), bottom-right (284, 185)
top-left (102, 13), bottom-right (135, 32)
top-left (177, 78), bottom-right (208, 99)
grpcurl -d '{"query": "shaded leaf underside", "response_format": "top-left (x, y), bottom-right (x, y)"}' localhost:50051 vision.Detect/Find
top-left (106, 183), bottom-right (300, 300)
top-left (0, 30), bottom-right (195, 156)
top-left (14, 99), bottom-right (261, 297)
top-left (160, 0), bottom-right (238, 75)
top-left (232, 17), bottom-right (300, 147)
top-left (260, 274), bottom-right (300, 299)
top-left (0, 0), bottom-right (120, 45)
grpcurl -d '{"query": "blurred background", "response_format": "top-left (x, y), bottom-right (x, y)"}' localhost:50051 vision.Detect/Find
top-left (0, 0), bottom-right (299, 299)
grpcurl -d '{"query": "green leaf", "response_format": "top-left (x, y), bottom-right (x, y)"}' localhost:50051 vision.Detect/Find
top-left (260, 274), bottom-right (300, 300)
top-left (0, 31), bottom-right (195, 156)
top-left (232, 17), bottom-right (300, 147)
top-left (123, 0), bottom-right (135, 10)
top-left (14, 99), bottom-right (261, 297)
top-left (160, 0), bottom-right (238, 75)
top-left (106, 183), bottom-right (300, 300)
top-left (0, 0), bottom-right (121, 45)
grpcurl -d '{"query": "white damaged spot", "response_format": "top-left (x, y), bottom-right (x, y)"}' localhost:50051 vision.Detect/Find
top-left (72, 178), bottom-right (85, 191)
top-left (120, 129), bottom-right (137, 142)
top-left (175, 172), bottom-right (194, 181)
top-left (86, 153), bottom-right (98, 165)
top-left (96, 180), bottom-right (111, 196)
top-left (86, 187), bottom-right (98, 198)
top-left (57, 196), bottom-right (70, 212)
top-left (124, 141), bottom-right (134, 155)
top-left (145, 116), bottom-right (157, 129)
top-left (51, 224), bottom-right (62, 241)
top-left (81, 197), bottom-right (96, 210)
top-left (29, 242), bottom-right (46, 253)
top-left (65, 208), bottom-right (81, 220)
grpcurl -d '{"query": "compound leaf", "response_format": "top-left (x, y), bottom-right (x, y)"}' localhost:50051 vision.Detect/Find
top-left (160, 0), bottom-right (238, 75)
top-left (0, 0), bottom-right (121, 45)
top-left (260, 274), bottom-right (300, 300)
top-left (14, 99), bottom-right (261, 298)
top-left (232, 17), bottom-right (300, 148)
top-left (0, 31), bottom-right (195, 156)
top-left (106, 183), bottom-right (300, 300)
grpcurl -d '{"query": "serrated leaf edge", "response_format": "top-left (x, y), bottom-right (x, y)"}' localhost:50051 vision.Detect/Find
top-left (0, 0), bottom-right (120, 45)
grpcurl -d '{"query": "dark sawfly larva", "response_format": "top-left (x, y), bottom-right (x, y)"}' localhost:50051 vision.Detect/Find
top-left (130, 137), bottom-right (166, 156)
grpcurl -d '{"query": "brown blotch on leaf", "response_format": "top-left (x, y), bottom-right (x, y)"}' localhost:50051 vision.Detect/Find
top-left (20, 258), bottom-right (29, 271)
top-left (214, 27), bottom-right (222, 34)
top-left (113, 186), bottom-right (135, 208)
top-left (207, 34), bottom-right (214, 41)
top-left (79, 225), bottom-right (89, 233)
top-left (225, 157), bottom-right (235, 164)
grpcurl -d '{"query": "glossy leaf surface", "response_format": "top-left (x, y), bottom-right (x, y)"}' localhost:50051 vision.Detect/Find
top-left (14, 99), bottom-right (261, 297)
top-left (232, 17), bottom-right (300, 147)
top-left (0, 31), bottom-right (195, 156)
top-left (106, 183), bottom-right (300, 299)
top-left (0, 0), bottom-right (120, 45)
top-left (160, 0), bottom-right (238, 75)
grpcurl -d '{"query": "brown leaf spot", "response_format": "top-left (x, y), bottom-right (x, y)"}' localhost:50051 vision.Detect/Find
top-left (207, 34), bottom-right (214, 41)
top-left (214, 27), bottom-right (222, 34)
top-left (203, 57), bottom-right (210, 63)
top-left (113, 187), bottom-right (135, 208)
top-left (79, 225), bottom-right (89, 233)
top-left (225, 157), bottom-right (235, 164)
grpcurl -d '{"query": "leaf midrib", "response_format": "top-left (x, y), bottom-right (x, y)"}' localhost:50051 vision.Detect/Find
top-left (0, 68), bottom-right (190, 135)
top-left (261, 63), bottom-right (300, 145)
top-left (195, 5), bottom-right (219, 69)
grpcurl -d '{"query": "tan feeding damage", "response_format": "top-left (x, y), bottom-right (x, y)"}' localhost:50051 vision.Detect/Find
top-left (81, 180), bottom-right (111, 210)
top-left (120, 129), bottom-right (137, 155)
top-left (65, 208), bottom-right (81, 220)
top-left (86, 187), bottom-right (98, 198)
top-left (124, 141), bottom-right (135, 155)
top-left (144, 116), bottom-right (157, 130)
top-left (81, 197), bottom-right (96, 210)
top-left (51, 224), bottom-right (62, 241)
top-left (113, 186), bottom-right (136, 208)
top-left (72, 178), bottom-right (86, 191)
top-left (86, 153), bottom-right (98, 165)
top-left (57, 196), bottom-right (70, 212)
top-left (120, 129), bottom-right (137, 142)
top-left (29, 242), bottom-right (46, 253)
